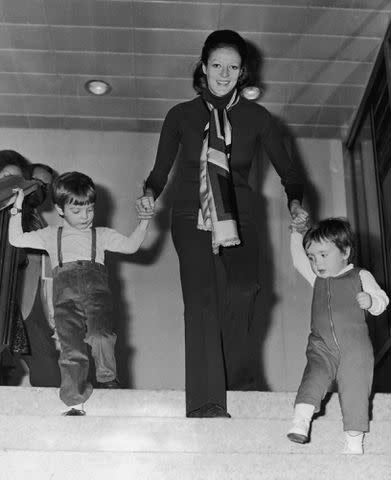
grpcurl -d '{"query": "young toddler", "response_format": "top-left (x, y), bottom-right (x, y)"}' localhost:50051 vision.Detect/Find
top-left (288, 217), bottom-right (389, 454)
top-left (9, 171), bottom-right (152, 415)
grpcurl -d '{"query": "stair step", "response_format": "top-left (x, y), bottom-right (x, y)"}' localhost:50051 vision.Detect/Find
top-left (2, 388), bottom-right (391, 479)
top-left (2, 450), bottom-right (391, 480)
top-left (0, 415), bottom-right (390, 454)
top-left (1, 387), bottom-right (390, 420)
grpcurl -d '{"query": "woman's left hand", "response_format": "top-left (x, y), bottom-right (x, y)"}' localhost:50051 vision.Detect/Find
top-left (290, 200), bottom-right (309, 232)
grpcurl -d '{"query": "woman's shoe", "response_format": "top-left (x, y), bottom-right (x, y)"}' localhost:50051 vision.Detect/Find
top-left (205, 404), bottom-right (231, 418)
top-left (187, 403), bottom-right (231, 418)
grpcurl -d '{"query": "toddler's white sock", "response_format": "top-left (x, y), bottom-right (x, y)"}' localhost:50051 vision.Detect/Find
top-left (342, 431), bottom-right (364, 455)
top-left (287, 403), bottom-right (315, 444)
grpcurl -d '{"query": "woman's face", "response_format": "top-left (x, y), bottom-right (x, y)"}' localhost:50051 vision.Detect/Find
top-left (202, 47), bottom-right (242, 97)
top-left (0, 164), bottom-right (23, 178)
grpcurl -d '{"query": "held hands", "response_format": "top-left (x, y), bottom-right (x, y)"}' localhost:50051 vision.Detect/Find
top-left (12, 188), bottom-right (25, 209)
top-left (289, 200), bottom-right (309, 234)
top-left (356, 292), bottom-right (372, 310)
top-left (135, 194), bottom-right (155, 221)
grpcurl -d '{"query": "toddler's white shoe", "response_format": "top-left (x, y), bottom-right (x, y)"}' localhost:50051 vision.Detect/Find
top-left (342, 431), bottom-right (364, 455)
top-left (287, 417), bottom-right (310, 443)
top-left (287, 403), bottom-right (315, 444)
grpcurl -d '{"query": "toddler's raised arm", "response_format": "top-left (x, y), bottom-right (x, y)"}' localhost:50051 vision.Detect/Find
top-left (290, 230), bottom-right (316, 287)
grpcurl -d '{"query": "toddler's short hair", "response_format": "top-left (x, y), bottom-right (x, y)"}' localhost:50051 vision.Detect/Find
top-left (303, 217), bottom-right (355, 262)
top-left (52, 171), bottom-right (96, 209)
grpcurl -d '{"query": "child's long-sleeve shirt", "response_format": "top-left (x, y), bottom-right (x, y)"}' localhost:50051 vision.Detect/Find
top-left (9, 213), bottom-right (148, 269)
top-left (290, 231), bottom-right (389, 316)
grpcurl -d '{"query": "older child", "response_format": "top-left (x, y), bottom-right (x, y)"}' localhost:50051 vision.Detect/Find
top-left (288, 217), bottom-right (389, 454)
top-left (9, 171), bottom-right (152, 415)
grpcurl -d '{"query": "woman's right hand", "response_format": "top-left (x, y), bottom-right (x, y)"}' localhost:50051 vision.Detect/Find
top-left (12, 188), bottom-right (25, 209)
top-left (136, 194), bottom-right (155, 220)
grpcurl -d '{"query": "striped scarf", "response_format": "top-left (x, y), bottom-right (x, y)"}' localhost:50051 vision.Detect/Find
top-left (198, 89), bottom-right (241, 254)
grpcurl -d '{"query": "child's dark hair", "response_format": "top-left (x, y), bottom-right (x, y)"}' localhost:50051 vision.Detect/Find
top-left (52, 171), bottom-right (96, 209)
top-left (303, 217), bottom-right (355, 262)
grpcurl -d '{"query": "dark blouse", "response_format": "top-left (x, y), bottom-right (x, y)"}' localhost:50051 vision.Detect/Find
top-left (145, 95), bottom-right (303, 216)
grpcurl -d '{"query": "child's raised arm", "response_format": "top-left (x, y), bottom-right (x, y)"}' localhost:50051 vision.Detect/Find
top-left (357, 270), bottom-right (389, 316)
top-left (126, 218), bottom-right (150, 253)
top-left (290, 229), bottom-right (316, 287)
top-left (8, 188), bottom-right (46, 250)
top-left (102, 217), bottom-right (151, 255)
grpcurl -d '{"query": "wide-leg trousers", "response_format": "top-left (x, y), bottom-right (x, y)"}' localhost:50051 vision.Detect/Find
top-left (172, 214), bottom-right (260, 414)
top-left (53, 261), bottom-right (117, 406)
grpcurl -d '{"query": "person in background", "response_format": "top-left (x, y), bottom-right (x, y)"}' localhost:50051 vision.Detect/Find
top-left (27, 163), bottom-right (55, 212)
top-left (288, 217), bottom-right (389, 454)
top-left (0, 150), bottom-right (32, 362)
top-left (9, 171), bottom-right (152, 415)
top-left (136, 29), bottom-right (308, 418)
top-left (0, 150), bottom-right (30, 180)
top-left (0, 152), bottom-right (59, 386)
top-left (19, 161), bottom-right (61, 386)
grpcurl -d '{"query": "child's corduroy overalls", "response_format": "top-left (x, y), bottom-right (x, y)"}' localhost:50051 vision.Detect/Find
top-left (52, 227), bottom-right (117, 406)
top-left (295, 267), bottom-right (374, 432)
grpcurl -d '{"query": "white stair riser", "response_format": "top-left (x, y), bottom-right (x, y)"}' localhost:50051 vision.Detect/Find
top-left (1, 451), bottom-right (391, 480)
top-left (0, 387), bottom-right (390, 420)
top-left (0, 416), bottom-right (390, 454)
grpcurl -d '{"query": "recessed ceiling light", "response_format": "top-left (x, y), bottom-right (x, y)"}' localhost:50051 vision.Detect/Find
top-left (85, 79), bottom-right (111, 96)
top-left (242, 86), bottom-right (261, 101)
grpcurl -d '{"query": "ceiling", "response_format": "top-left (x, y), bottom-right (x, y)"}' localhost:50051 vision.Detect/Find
top-left (0, 0), bottom-right (390, 138)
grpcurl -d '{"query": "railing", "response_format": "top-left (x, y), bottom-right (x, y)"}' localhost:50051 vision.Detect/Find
top-left (0, 176), bottom-right (37, 356)
top-left (345, 22), bottom-right (391, 372)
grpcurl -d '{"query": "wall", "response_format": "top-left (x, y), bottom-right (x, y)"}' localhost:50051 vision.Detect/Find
top-left (0, 129), bottom-right (346, 391)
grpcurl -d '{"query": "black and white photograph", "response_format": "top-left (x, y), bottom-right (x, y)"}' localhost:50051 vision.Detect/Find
top-left (0, 1), bottom-right (391, 478)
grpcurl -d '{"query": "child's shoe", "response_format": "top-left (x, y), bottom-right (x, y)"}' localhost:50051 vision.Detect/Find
top-left (62, 408), bottom-right (86, 416)
top-left (287, 403), bottom-right (315, 444)
top-left (342, 431), bottom-right (364, 455)
top-left (97, 379), bottom-right (121, 389)
top-left (287, 417), bottom-right (311, 443)
top-left (62, 403), bottom-right (85, 416)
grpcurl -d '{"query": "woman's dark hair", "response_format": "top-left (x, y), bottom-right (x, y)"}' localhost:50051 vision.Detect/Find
top-left (0, 150), bottom-right (31, 178)
top-left (193, 29), bottom-right (250, 93)
top-left (303, 217), bottom-right (355, 263)
top-left (52, 171), bottom-right (96, 209)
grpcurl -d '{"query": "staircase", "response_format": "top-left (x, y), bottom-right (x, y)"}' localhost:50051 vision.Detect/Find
top-left (0, 387), bottom-right (390, 479)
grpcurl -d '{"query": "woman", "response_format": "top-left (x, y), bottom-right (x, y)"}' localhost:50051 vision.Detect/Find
top-left (137, 30), bottom-right (308, 417)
